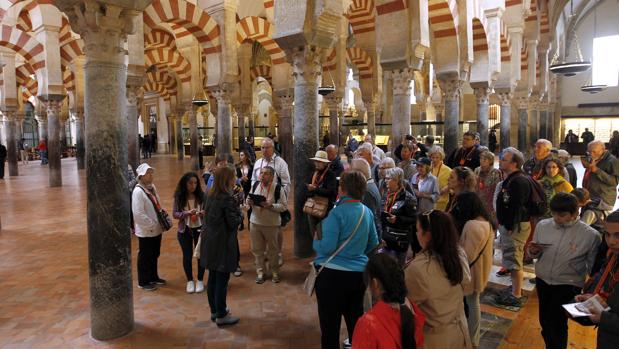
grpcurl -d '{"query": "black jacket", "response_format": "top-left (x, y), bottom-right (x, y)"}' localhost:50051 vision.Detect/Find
top-left (496, 170), bottom-right (531, 231)
top-left (306, 167), bottom-right (338, 215)
top-left (200, 192), bottom-right (242, 273)
top-left (565, 162), bottom-right (577, 189)
top-left (0, 144), bottom-right (6, 160)
top-left (446, 146), bottom-right (481, 170)
top-left (381, 189), bottom-right (418, 252)
top-left (598, 269), bottom-right (619, 349)
top-left (329, 157), bottom-right (345, 178)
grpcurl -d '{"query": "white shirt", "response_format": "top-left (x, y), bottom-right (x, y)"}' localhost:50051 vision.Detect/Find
top-left (132, 184), bottom-right (164, 237)
top-left (251, 155), bottom-right (291, 197)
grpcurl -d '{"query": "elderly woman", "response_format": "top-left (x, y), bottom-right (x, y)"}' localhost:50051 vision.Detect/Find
top-left (446, 166), bottom-right (477, 213)
top-left (351, 158), bottom-right (382, 238)
top-left (428, 146), bottom-right (452, 211)
top-left (410, 157), bottom-right (439, 212)
top-left (305, 150), bottom-right (338, 233)
top-left (377, 157), bottom-right (396, 196)
top-left (474, 150), bottom-right (502, 225)
top-left (382, 167), bottom-right (418, 264)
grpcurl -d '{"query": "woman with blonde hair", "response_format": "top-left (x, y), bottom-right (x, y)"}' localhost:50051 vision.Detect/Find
top-left (474, 150), bottom-right (502, 225)
top-left (428, 146), bottom-right (452, 211)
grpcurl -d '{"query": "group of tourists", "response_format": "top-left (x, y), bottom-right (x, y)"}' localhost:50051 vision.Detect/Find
top-left (127, 130), bottom-right (619, 348)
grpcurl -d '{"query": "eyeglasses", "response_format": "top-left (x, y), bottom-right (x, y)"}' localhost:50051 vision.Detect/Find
top-left (261, 146), bottom-right (273, 149)
top-left (385, 177), bottom-right (393, 180)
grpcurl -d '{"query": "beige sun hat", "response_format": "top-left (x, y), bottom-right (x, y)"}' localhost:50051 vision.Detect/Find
top-left (309, 150), bottom-right (330, 163)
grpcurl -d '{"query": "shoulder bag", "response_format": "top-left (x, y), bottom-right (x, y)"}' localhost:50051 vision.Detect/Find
top-left (137, 185), bottom-right (173, 231)
top-left (303, 206), bottom-right (365, 296)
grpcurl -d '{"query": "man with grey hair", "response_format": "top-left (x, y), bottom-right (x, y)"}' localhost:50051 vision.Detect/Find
top-left (582, 140), bottom-right (619, 212)
top-left (364, 134), bottom-right (385, 163)
top-left (495, 147), bottom-right (532, 307)
top-left (351, 158), bottom-right (381, 237)
top-left (355, 142), bottom-right (379, 181)
top-left (524, 139), bottom-right (559, 179)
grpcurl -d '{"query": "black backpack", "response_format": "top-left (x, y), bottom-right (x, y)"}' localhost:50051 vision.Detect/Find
top-left (251, 181), bottom-right (291, 227)
top-left (517, 174), bottom-right (547, 217)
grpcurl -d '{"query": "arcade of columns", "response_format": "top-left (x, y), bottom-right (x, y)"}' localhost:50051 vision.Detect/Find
top-left (0, 0), bottom-right (577, 340)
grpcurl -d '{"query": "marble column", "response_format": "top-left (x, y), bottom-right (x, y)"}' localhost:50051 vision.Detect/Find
top-left (528, 97), bottom-right (539, 148)
top-left (516, 96), bottom-right (528, 151)
top-left (472, 84), bottom-right (490, 146)
top-left (168, 115), bottom-right (176, 155)
top-left (247, 111), bottom-right (255, 137)
top-left (291, 46), bottom-right (322, 258)
top-left (437, 72), bottom-right (462, 157)
top-left (2, 111), bottom-right (18, 176)
top-left (547, 104), bottom-right (556, 144)
top-left (496, 90), bottom-right (513, 151)
top-left (44, 100), bottom-right (64, 187)
top-left (75, 110), bottom-right (85, 170)
top-left (325, 94), bottom-right (342, 147)
top-left (389, 69), bottom-right (414, 151)
top-left (35, 111), bottom-right (48, 141)
top-left (366, 97), bottom-right (378, 141)
top-left (126, 78), bottom-right (142, 171)
top-left (213, 90), bottom-right (232, 155)
top-left (188, 105), bottom-right (199, 171)
top-left (59, 2), bottom-right (143, 340)
top-left (175, 112), bottom-right (184, 160)
top-left (236, 104), bottom-right (248, 150)
top-left (59, 113), bottom-right (68, 150)
top-left (276, 90), bottom-right (294, 169)
top-left (539, 102), bottom-right (549, 140)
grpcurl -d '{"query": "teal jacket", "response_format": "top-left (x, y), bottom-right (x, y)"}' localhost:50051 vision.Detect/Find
top-left (313, 196), bottom-right (379, 272)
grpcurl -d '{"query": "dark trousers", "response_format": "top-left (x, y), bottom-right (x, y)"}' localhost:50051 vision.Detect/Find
top-left (207, 270), bottom-right (231, 318)
top-left (137, 235), bottom-right (162, 286)
top-left (315, 267), bottom-right (365, 349)
top-left (177, 228), bottom-right (205, 281)
top-left (536, 278), bottom-right (581, 349)
top-left (0, 159), bottom-right (4, 178)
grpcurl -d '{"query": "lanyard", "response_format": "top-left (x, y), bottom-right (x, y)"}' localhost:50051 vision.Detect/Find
top-left (432, 163), bottom-right (442, 178)
top-left (384, 189), bottom-right (401, 213)
top-left (259, 181), bottom-right (273, 197)
top-left (312, 168), bottom-right (328, 186)
top-left (459, 147), bottom-right (475, 166)
top-left (594, 255), bottom-right (619, 299)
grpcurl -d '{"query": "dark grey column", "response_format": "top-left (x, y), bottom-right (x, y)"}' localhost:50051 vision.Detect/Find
top-left (291, 46), bottom-right (321, 258)
top-left (236, 104), bottom-right (247, 150)
top-left (472, 84), bottom-right (490, 146)
top-left (75, 111), bottom-right (86, 170)
top-left (126, 78), bottom-right (142, 171)
top-left (36, 112), bottom-right (48, 142)
top-left (325, 94), bottom-right (342, 148)
top-left (188, 106), bottom-right (199, 170)
top-left (528, 97), bottom-right (539, 148)
top-left (58, 2), bottom-right (144, 340)
top-left (276, 89), bottom-right (294, 169)
top-left (539, 104), bottom-right (548, 140)
top-left (176, 110), bottom-right (184, 160)
top-left (214, 89), bottom-right (232, 155)
top-left (390, 68), bottom-right (414, 151)
top-left (437, 72), bottom-right (462, 157)
top-left (3, 111), bottom-right (18, 176)
top-left (42, 99), bottom-right (65, 187)
top-left (366, 100), bottom-right (377, 142)
top-left (496, 90), bottom-right (513, 151)
top-left (516, 97), bottom-right (528, 151)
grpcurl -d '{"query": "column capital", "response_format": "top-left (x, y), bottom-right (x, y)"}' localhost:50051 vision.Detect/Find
top-left (494, 89), bottom-right (513, 106)
top-left (211, 89), bottom-right (231, 104)
top-left (387, 68), bottom-right (414, 96)
top-left (324, 93), bottom-right (343, 110)
top-left (289, 45), bottom-right (323, 85)
top-left (472, 84), bottom-right (491, 105)
top-left (2, 109), bottom-right (16, 122)
top-left (437, 72), bottom-right (463, 102)
top-left (275, 89), bottom-right (294, 112)
top-left (515, 96), bottom-right (529, 109)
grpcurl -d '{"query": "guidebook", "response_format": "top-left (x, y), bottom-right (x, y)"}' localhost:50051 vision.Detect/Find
top-left (562, 294), bottom-right (610, 318)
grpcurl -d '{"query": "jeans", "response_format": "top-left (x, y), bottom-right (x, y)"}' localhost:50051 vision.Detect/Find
top-left (315, 267), bottom-right (365, 349)
top-left (207, 270), bottom-right (231, 318)
top-left (465, 292), bottom-right (481, 347)
top-left (177, 228), bottom-right (205, 281)
top-left (536, 278), bottom-right (581, 349)
top-left (137, 234), bottom-right (162, 286)
top-left (40, 150), bottom-right (48, 165)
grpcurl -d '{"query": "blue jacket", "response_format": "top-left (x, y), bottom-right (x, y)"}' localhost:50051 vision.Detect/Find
top-left (313, 196), bottom-right (379, 272)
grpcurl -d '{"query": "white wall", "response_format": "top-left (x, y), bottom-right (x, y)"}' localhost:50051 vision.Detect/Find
top-left (560, 0), bottom-right (619, 107)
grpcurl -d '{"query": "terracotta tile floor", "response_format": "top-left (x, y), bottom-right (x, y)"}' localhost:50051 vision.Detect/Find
top-left (0, 155), bottom-right (598, 348)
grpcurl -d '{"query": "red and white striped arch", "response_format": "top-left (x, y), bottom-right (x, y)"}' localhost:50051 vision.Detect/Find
top-left (472, 18), bottom-right (488, 53)
top-left (145, 48), bottom-right (191, 83)
top-left (347, 0), bottom-right (375, 35)
top-left (16, 8), bottom-right (32, 31)
top-left (428, 0), bottom-right (458, 39)
top-left (143, 80), bottom-right (170, 101)
top-left (347, 47), bottom-right (373, 80)
top-left (59, 39), bottom-right (83, 70)
top-left (323, 48), bottom-right (336, 72)
top-left (147, 70), bottom-right (177, 97)
top-left (62, 68), bottom-right (75, 92)
top-left (15, 64), bottom-right (37, 96)
top-left (143, 0), bottom-right (221, 54)
top-left (0, 25), bottom-right (45, 70)
top-left (145, 29), bottom-right (176, 50)
top-left (236, 16), bottom-right (285, 65)
top-left (250, 65), bottom-right (272, 82)
top-left (500, 33), bottom-right (510, 63)
top-left (59, 15), bottom-right (73, 46)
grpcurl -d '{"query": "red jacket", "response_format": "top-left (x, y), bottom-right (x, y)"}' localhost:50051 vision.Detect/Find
top-left (352, 300), bottom-right (424, 349)
top-left (38, 141), bottom-right (46, 151)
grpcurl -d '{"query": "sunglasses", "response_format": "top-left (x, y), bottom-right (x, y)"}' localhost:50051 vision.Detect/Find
top-left (421, 209), bottom-right (434, 230)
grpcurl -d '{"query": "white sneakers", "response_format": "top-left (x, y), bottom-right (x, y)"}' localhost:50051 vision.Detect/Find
top-left (187, 280), bottom-right (204, 293)
top-left (195, 280), bottom-right (205, 293)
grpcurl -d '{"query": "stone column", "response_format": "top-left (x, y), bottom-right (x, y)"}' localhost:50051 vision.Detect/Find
top-left (188, 105), bottom-right (199, 170)
top-left (291, 46), bottom-right (322, 258)
top-left (44, 100), bottom-right (64, 187)
top-left (437, 72), bottom-right (462, 157)
top-left (2, 111), bottom-right (18, 176)
top-left (528, 97), bottom-right (539, 148)
top-left (75, 110), bottom-right (85, 170)
top-left (389, 69), bottom-right (414, 151)
top-left (515, 96), bottom-right (528, 151)
top-left (236, 104), bottom-right (248, 150)
top-left (472, 84), bottom-right (490, 146)
top-left (539, 101), bottom-right (549, 140)
top-left (276, 89), bottom-right (294, 169)
top-left (175, 111), bottom-right (184, 160)
top-left (366, 97), bottom-right (378, 141)
top-left (35, 110), bottom-right (48, 141)
top-left (496, 90), bottom-right (513, 151)
top-left (59, 112), bottom-right (68, 150)
top-left (168, 114), bottom-right (176, 155)
top-left (213, 90), bottom-right (232, 155)
top-left (325, 94), bottom-right (342, 147)
top-left (126, 77), bottom-right (142, 171)
top-left (58, 1), bottom-right (145, 340)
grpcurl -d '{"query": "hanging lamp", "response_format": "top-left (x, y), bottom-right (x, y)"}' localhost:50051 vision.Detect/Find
top-left (318, 69), bottom-right (336, 96)
top-left (192, 52), bottom-right (209, 106)
top-left (580, 2), bottom-right (607, 93)
top-left (550, 0), bottom-right (591, 76)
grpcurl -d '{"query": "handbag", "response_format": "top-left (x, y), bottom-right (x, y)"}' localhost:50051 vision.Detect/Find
top-left (303, 207), bottom-right (366, 296)
top-left (383, 227), bottom-right (410, 251)
top-left (138, 185), bottom-right (173, 231)
top-left (303, 196), bottom-right (330, 218)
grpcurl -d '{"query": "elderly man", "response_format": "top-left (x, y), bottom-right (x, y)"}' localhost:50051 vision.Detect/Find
top-left (364, 134), bottom-right (385, 163)
top-left (325, 144), bottom-right (344, 178)
top-left (524, 139), bottom-right (569, 180)
top-left (445, 131), bottom-right (481, 170)
top-left (582, 140), bottom-right (619, 213)
top-left (355, 142), bottom-right (379, 182)
top-left (557, 149), bottom-right (577, 188)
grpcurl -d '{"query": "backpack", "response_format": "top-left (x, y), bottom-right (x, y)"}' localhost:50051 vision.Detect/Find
top-left (252, 181), bottom-right (291, 227)
top-left (517, 174), bottom-right (547, 217)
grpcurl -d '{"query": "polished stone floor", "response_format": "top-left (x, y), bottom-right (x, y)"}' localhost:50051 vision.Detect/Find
top-left (0, 155), bottom-right (597, 348)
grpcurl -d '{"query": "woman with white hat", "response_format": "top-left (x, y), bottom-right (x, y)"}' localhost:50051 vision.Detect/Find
top-left (305, 150), bottom-right (338, 234)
